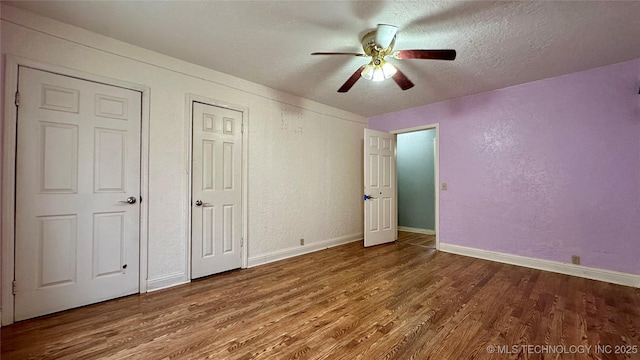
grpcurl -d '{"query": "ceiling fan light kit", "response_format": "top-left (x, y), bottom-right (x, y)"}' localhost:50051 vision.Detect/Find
top-left (311, 24), bottom-right (457, 92)
top-left (361, 61), bottom-right (397, 81)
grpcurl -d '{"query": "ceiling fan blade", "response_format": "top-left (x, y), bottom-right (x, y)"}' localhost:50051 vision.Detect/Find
top-left (338, 65), bottom-right (366, 93)
top-left (391, 68), bottom-right (415, 90)
top-left (374, 24), bottom-right (398, 49)
top-left (311, 52), bottom-right (366, 57)
top-left (393, 49), bottom-right (457, 60)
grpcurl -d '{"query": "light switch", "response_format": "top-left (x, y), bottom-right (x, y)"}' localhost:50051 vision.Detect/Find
top-left (442, 183), bottom-right (448, 191)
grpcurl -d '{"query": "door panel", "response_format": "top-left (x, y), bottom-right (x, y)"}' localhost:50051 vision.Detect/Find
top-left (92, 212), bottom-right (126, 277)
top-left (94, 129), bottom-right (127, 192)
top-left (191, 102), bottom-right (243, 279)
top-left (37, 215), bottom-right (77, 287)
top-left (15, 67), bottom-right (141, 321)
top-left (364, 129), bottom-right (396, 247)
top-left (40, 122), bottom-right (79, 192)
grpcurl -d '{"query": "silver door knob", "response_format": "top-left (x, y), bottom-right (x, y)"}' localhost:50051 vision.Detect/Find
top-left (119, 196), bottom-right (137, 204)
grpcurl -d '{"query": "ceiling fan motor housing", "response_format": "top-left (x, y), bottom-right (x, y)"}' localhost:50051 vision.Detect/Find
top-left (361, 30), bottom-right (395, 57)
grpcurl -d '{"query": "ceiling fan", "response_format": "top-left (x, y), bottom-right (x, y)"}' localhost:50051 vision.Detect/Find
top-left (311, 24), bottom-right (456, 92)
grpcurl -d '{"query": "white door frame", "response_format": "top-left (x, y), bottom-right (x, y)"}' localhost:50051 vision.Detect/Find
top-left (184, 94), bottom-right (249, 279)
top-left (1, 55), bottom-right (151, 325)
top-left (390, 123), bottom-right (440, 250)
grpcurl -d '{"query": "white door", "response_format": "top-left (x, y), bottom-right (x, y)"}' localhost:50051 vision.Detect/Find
top-left (364, 128), bottom-right (397, 247)
top-left (14, 67), bottom-right (141, 321)
top-left (191, 102), bottom-right (243, 279)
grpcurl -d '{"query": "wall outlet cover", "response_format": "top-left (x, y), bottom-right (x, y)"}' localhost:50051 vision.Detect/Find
top-left (571, 255), bottom-right (580, 265)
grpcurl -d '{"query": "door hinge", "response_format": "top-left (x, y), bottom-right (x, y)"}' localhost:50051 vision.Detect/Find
top-left (241, 123), bottom-right (244, 133)
top-left (15, 91), bottom-right (20, 107)
top-left (12, 280), bottom-right (16, 295)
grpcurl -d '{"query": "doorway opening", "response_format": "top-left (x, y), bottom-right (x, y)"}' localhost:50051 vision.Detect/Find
top-left (392, 124), bottom-right (439, 250)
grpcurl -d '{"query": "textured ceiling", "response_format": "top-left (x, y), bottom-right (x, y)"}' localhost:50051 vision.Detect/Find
top-left (7, 1), bottom-right (640, 117)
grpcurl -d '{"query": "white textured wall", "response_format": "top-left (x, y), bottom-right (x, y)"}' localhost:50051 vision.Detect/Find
top-left (1, 5), bottom-right (365, 291)
top-left (249, 103), bottom-right (365, 257)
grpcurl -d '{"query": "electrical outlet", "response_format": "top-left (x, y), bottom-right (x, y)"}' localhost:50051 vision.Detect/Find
top-left (441, 183), bottom-right (448, 191)
top-left (300, 238), bottom-right (304, 246)
top-left (571, 255), bottom-right (580, 265)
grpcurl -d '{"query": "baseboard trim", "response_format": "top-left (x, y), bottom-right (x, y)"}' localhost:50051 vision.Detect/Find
top-left (439, 243), bottom-right (640, 288)
top-left (398, 226), bottom-right (436, 235)
top-left (248, 233), bottom-right (363, 268)
top-left (146, 272), bottom-right (189, 292)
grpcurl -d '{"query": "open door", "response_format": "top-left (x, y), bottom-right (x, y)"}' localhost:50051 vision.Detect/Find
top-left (364, 128), bottom-right (397, 247)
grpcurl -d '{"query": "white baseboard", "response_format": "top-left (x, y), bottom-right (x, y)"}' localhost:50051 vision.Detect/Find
top-left (439, 243), bottom-right (640, 288)
top-left (146, 272), bottom-right (189, 292)
top-left (146, 234), bottom-right (363, 291)
top-left (248, 233), bottom-right (363, 268)
top-left (398, 226), bottom-right (436, 235)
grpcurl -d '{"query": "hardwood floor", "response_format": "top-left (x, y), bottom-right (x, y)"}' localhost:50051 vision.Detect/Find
top-left (2, 233), bottom-right (639, 359)
top-left (396, 231), bottom-right (435, 248)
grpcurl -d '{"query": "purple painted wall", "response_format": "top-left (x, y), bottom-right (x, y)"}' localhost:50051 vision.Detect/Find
top-left (369, 58), bottom-right (640, 275)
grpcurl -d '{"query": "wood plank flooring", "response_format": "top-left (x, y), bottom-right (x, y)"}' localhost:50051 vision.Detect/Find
top-left (396, 231), bottom-right (435, 248)
top-left (2, 232), bottom-right (639, 359)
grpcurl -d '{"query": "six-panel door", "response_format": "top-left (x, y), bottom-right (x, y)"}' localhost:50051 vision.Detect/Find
top-left (364, 128), bottom-right (396, 247)
top-left (14, 67), bottom-right (142, 321)
top-left (191, 102), bottom-right (243, 279)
